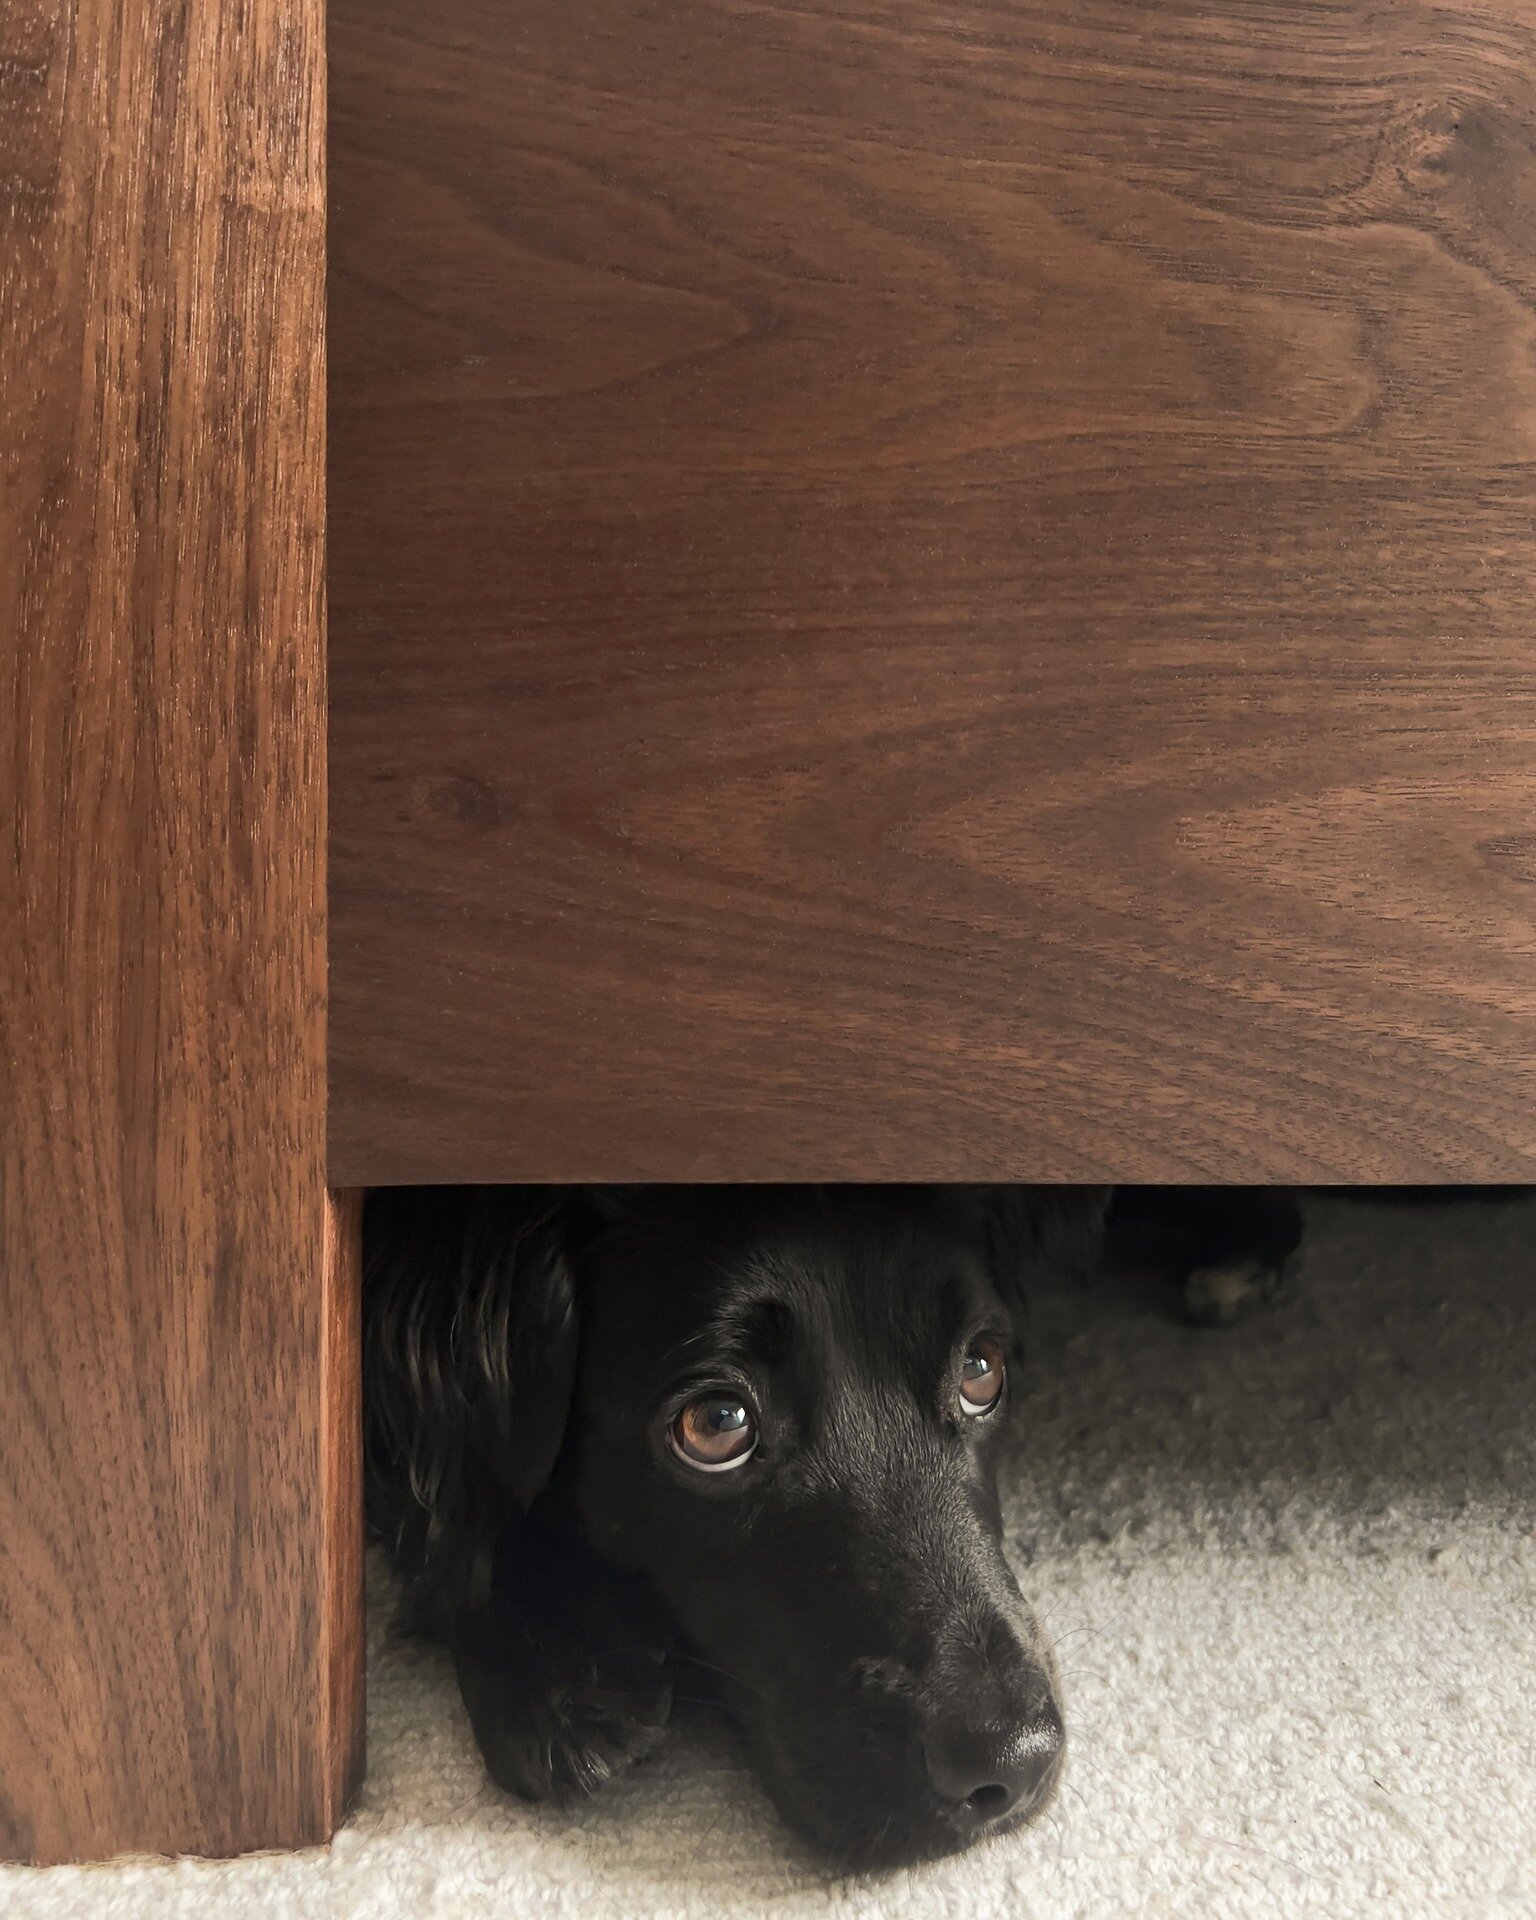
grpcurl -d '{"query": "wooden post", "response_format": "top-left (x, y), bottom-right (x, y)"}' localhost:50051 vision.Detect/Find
top-left (0, 0), bottom-right (361, 1862)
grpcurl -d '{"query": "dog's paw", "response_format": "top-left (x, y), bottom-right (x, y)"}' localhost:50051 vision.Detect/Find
top-left (1179, 1255), bottom-right (1292, 1328)
top-left (459, 1631), bottom-right (675, 1804)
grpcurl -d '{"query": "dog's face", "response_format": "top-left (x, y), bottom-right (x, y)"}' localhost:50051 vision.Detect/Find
top-left (553, 1188), bottom-right (1064, 1867)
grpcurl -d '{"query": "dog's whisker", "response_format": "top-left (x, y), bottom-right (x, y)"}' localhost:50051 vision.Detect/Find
top-left (1042, 1802), bottom-right (1067, 1874)
top-left (1047, 1623), bottom-right (1103, 1657)
top-left (683, 1804), bottom-right (730, 1879)
top-left (674, 1653), bottom-right (776, 1705)
top-left (1055, 1668), bottom-right (1132, 1716)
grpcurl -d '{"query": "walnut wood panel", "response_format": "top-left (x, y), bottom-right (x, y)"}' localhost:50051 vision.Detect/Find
top-left (0, 0), bottom-right (361, 1863)
top-left (330, 0), bottom-right (1536, 1186)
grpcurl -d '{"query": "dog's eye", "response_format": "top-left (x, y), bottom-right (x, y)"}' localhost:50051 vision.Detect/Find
top-left (669, 1395), bottom-right (758, 1472)
top-left (958, 1339), bottom-right (1005, 1417)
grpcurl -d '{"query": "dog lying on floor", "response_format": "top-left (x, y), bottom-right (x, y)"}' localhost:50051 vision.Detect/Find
top-left (363, 1184), bottom-right (1301, 1868)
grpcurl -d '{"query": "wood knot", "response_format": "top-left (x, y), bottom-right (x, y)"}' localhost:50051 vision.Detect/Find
top-left (1396, 99), bottom-right (1497, 188)
top-left (422, 772), bottom-right (502, 830)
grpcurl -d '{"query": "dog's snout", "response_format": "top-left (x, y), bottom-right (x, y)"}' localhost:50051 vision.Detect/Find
top-left (922, 1699), bottom-right (1064, 1829)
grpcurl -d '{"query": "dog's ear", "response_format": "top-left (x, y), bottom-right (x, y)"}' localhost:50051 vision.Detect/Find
top-left (363, 1186), bottom-right (579, 1619)
top-left (955, 1185), bottom-right (1113, 1335)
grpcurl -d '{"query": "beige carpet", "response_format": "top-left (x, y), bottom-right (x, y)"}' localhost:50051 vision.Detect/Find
top-left (6, 1194), bottom-right (1534, 1918)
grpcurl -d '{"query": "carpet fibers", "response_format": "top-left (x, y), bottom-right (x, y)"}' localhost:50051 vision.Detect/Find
top-left (6, 1195), bottom-right (1533, 1918)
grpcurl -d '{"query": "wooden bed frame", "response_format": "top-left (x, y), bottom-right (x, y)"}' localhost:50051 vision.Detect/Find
top-left (3, 0), bottom-right (1532, 1864)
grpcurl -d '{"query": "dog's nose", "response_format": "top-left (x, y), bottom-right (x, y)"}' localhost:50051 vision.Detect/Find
top-left (922, 1702), bottom-right (1064, 1827)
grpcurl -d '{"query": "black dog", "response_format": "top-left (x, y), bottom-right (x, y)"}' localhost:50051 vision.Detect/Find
top-left (363, 1184), bottom-right (1300, 1868)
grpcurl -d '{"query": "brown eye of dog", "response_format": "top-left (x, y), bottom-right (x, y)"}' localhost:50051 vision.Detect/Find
top-left (958, 1339), bottom-right (1005, 1417)
top-left (670, 1395), bottom-right (758, 1472)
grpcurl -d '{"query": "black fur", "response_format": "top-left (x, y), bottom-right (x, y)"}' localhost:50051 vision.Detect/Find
top-left (363, 1182), bottom-right (1295, 1866)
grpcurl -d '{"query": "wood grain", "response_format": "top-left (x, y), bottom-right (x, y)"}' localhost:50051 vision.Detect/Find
top-left (0, 0), bottom-right (361, 1863)
top-left (330, 0), bottom-right (1536, 1185)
